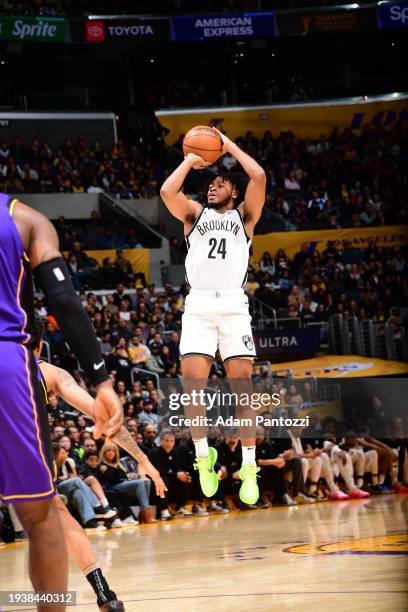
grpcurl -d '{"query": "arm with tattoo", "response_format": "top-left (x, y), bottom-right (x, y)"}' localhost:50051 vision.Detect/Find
top-left (43, 363), bottom-right (166, 497)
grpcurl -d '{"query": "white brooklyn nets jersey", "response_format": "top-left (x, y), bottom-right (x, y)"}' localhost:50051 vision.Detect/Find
top-left (185, 206), bottom-right (250, 290)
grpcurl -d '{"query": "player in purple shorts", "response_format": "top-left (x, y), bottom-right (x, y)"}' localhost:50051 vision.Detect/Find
top-left (0, 194), bottom-right (123, 611)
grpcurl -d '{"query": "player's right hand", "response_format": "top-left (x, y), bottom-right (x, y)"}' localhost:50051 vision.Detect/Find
top-left (139, 457), bottom-right (168, 498)
top-left (93, 380), bottom-right (123, 439)
top-left (185, 152), bottom-right (208, 170)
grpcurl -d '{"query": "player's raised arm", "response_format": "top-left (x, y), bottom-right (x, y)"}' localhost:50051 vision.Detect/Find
top-left (40, 361), bottom-right (167, 498)
top-left (12, 200), bottom-right (123, 438)
top-left (160, 154), bottom-right (206, 223)
top-left (215, 129), bottom-right (266, 227)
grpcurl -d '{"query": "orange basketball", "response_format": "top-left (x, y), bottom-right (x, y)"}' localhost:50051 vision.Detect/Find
top-left (183, 125), bottom-right (223, 164)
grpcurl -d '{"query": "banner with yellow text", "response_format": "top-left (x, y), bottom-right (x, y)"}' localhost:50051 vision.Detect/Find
top-left (67, 249), bottom-right (150, 284)
top-left (252, 225), bottom-right (408, 261)
top-left (269, 355), bottom-right (408, 378)
top-left (157, 94), bottom-right (408, 141)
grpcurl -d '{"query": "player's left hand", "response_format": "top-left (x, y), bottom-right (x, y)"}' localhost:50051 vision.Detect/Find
top-left (212, 127), bottom-right (232, 155)
top-left (139, 457), bottom-right (168, 498)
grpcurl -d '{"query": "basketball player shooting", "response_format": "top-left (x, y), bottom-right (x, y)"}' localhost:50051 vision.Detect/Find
top-left (160, 128), bottom-right (266, 505)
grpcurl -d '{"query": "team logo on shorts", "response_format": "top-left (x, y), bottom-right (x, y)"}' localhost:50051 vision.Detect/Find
top-left (242, 335), bottom-right (254, 351)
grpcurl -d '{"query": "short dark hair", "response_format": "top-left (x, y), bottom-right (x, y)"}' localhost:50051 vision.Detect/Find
top-left (84, 450), bottom-right (99, 460)
top-left (206, 170), bottom-right (248, 208)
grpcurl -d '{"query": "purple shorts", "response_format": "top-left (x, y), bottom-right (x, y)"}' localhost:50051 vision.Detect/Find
top-left (0, 341), bottom-right (56, 503)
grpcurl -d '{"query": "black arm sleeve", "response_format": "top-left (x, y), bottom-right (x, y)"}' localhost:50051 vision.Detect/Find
top-left (33, 256), bottom-right (109, 386)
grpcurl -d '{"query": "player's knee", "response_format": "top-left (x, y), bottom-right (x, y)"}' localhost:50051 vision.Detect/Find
top-left (14, 498), bottom-right (56, 534)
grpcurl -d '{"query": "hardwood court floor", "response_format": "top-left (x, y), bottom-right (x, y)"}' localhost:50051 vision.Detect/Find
top-left (1, 495), bottom-right (407, 612)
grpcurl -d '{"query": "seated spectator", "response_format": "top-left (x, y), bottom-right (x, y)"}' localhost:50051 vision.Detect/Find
top-left (285, 385), bottom-right (304, 409)
top-left (215, 430), bottom-right (243, 504)
top-left (99, 442), bottom-right (155, 523)
top-left (260, 251), bottom-right (276, 278)
top-left (301, 382), bottom-right (318, 404)
top-left (51, 424), bottom-right (65, 441)
top-left (342, 430), bottom-right (389, 493)
top-left (284, 171), bottom-right (301, 191)
top-left (166, 332), bottom-right (180, 361)
top-left (142, 424), bottom-right (159, 452)
top-left (137, 399), bottom-right (158, 428)
top-left (83, 437), bottom-right (98, 454)
top-left (256, 427), bottom-right (309, 505)
top-left (245, 272), bottom-right (260, 297)
top-left (87, 177), bottom-right (103, 194)
top-left (115, 249), bottom-right (133, 282)
top-left (148, 430), bottom-right (195, 520)
top-left (53, 444), bottom-right (111, 530)
top-left (75, 451), bottom-right (119, 513)
top-left (128, 334), bottom-right (151, 365)
top-left (66, 426), bottom-right (85, 463)
top-left (105, 345), bottom-right (133, 387)
top-left (115, 380), bottom-right (131, 404)
top-left (322, 435), bottom-right (369, 498)
top-left (145, 342), bottom-right (165, 374)
top-left (288, 426), bottom-right (348, 500)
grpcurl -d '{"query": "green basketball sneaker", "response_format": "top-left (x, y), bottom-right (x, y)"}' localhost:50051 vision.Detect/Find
top-left (239, 464), bottom-right (260, 505)
top-left (194, 447), bottom-right (219, 498)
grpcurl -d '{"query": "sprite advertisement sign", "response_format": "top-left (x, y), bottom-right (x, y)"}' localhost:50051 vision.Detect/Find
top-left (0, 16), bottom-right (68, 42)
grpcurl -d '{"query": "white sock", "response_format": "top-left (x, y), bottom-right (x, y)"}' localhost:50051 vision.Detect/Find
top-left (194, 438), bottom-right (209, 457)
top-left (101, 498), bottom-right (109, 507)
top-left (242, 445), bottom-right (256, 465)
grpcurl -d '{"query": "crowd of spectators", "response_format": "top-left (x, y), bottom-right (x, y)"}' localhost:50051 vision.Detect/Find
top-left (186, 122), bottom-right (408, 230)
top-left (247, 242), bottom-right (407, 327)
top-left (0, 137), bottom-right (163, 200)
top-left (2, 373), bottom-right (407, 542)
top-left (2, 122), bottom-right (407, 231)
top-left (50, 228), bottom-right (407, 330)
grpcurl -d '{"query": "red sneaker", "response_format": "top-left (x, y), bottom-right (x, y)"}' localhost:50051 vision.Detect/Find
top-left (394, 485), bottom-right (408, 494)
top-left (329, 490), bottom-right (349, 501)
top-left (348, 488), bottom-right (370, 499)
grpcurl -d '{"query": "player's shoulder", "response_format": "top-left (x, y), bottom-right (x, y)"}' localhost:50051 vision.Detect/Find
top-left (192, 199), bottom-right (206, 217)
top-left (185, 200), bottom-right (206, 226)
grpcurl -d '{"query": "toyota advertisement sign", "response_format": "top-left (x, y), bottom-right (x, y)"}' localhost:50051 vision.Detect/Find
top-left (82, 17), bottom-right (171, 42)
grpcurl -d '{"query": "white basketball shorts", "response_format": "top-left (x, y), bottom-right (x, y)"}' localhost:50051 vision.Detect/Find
top-left (180, 288), bottom-right (256, 362)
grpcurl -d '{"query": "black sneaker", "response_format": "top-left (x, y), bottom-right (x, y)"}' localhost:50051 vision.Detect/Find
top-left (254, 499), bottom-right (270, 508)
top-left (99, 601), bottom-right (125, 612)
top-left (85, 520), bottom-right (106, 532)
top-left (274, 494), bottom-right (295, 506)
top-left (14, 530), bottom-right (28, 542)
top-left (94, 506), bottom-right (117, 520)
